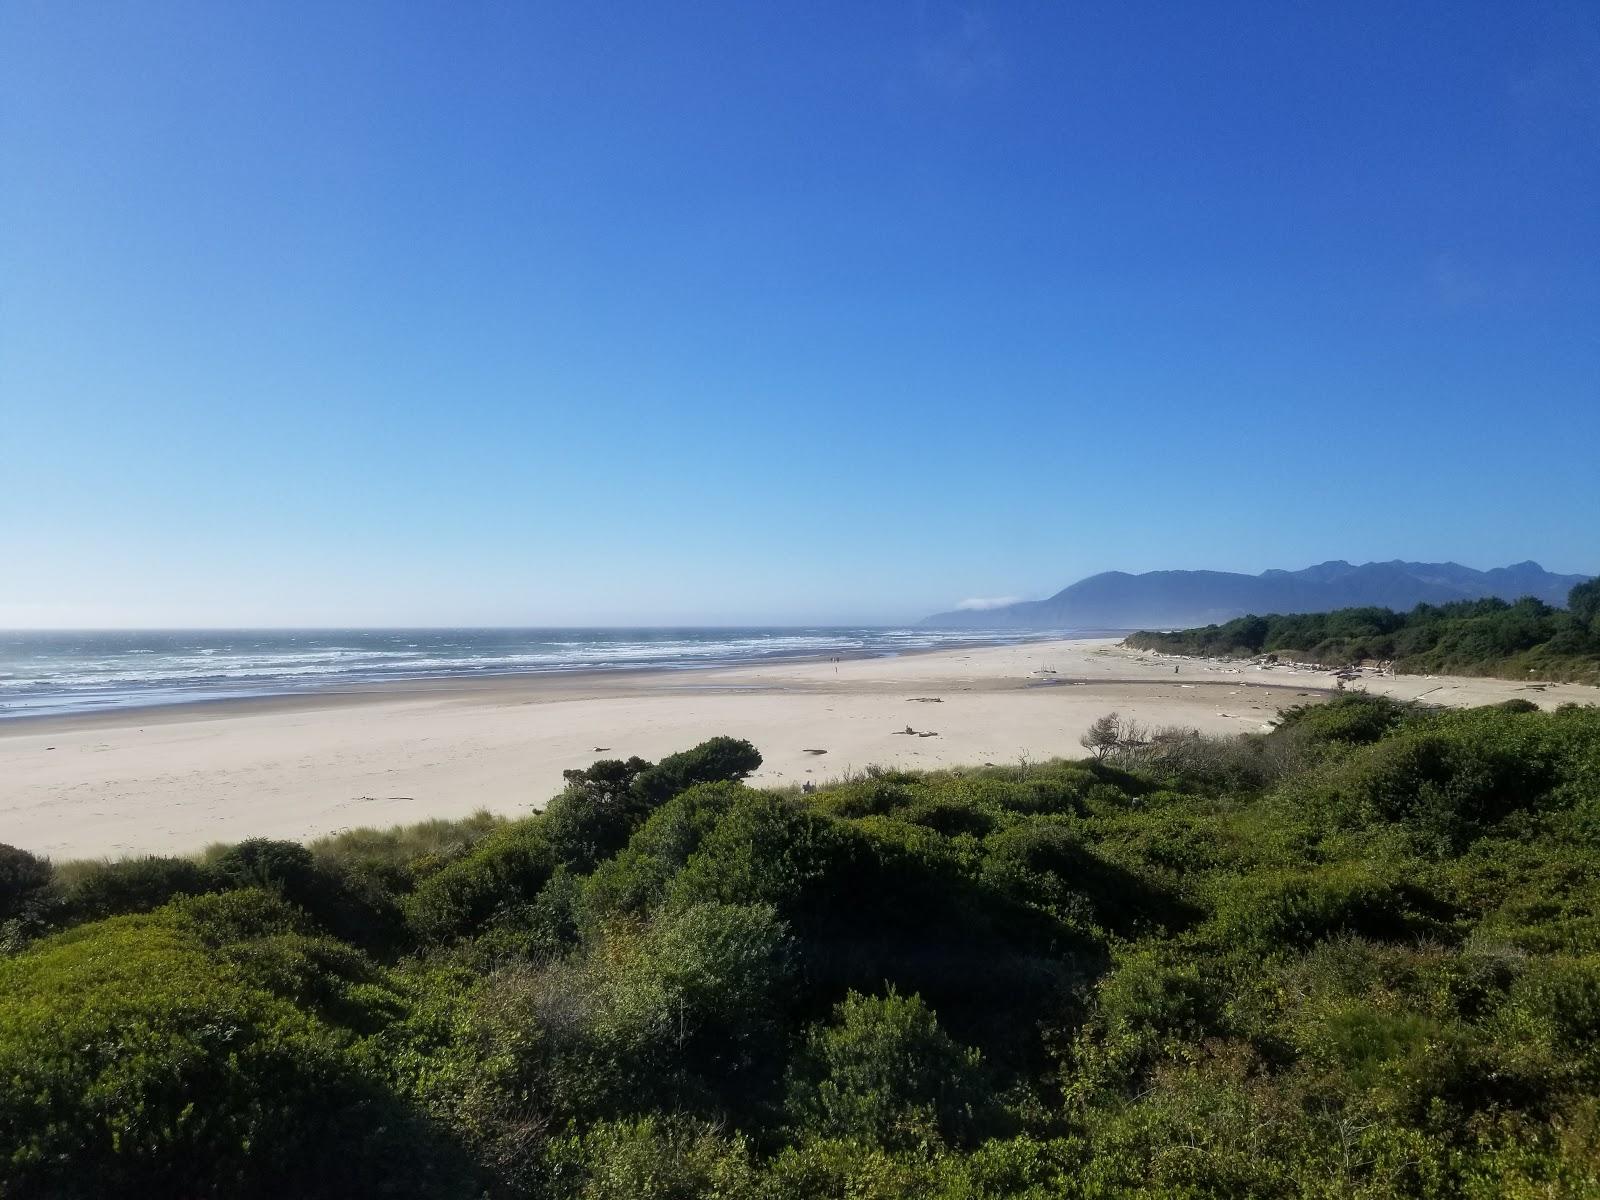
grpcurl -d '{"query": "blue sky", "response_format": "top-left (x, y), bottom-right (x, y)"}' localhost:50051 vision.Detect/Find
top-left (3, 2), bottom-right (1596, 627)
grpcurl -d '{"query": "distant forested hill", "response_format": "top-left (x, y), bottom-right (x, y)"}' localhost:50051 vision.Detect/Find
top-left (923, 560), bottom-right (1591, 630)
top-left (1125, 579), bottom-right (1600, 684)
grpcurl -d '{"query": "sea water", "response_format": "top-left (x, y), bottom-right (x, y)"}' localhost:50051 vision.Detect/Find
top-left (0, 627), bottom-right (1065, 719)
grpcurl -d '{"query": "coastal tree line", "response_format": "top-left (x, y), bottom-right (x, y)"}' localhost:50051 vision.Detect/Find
top-left (1124, 577), bottom-right (1600, 684)
top-left (2, 703), bottom-right (1600, 1197)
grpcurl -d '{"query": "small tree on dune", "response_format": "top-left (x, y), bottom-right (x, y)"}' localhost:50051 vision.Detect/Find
top-left (1081, 713), bottom-right (1123, 761)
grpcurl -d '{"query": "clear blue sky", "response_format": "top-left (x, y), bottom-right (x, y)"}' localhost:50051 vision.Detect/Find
top-left (3, 3), bottom-right (1596, 627)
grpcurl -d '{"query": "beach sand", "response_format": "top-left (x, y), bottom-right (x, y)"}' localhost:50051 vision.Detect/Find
top-left (2, 637), bottom-right (1594, 861)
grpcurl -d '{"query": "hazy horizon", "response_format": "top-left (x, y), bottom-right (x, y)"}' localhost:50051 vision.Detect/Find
top-left (0, 555), bottom-right (1592, 631)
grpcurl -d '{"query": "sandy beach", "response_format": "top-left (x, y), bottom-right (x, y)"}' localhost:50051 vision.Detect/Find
top-left (2, 637), bottom-right (1594, 861)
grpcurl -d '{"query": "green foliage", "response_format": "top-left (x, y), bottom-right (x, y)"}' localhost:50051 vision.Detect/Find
top-left (664, 789), bottom-right (1084, 1062)
top-left (1127, 584), bottom-right (1600, 683)
top-left (211, 836), bottom-right (403, 949)
top-left (545, 738), bottom-right (763, 872)
top-left (633, 736), bottom-right (764, 804)
top-left (6, 712), bottom-right (1600, 1197)
top-left (670, 791), bottom-right (857, 916)
top-left (0, 896), bottom-right (469, 1199)
top-left (404, 820), bottom-right (556, 944)
top-left (565, 900), bottom-right (794, 1113)
top-left (786, 989), bottom-right (989, 1149)
top-left (1275, 691), bottom-right (1414, 746)
top-left (1205, 861), bottom-right (1431, 952)
top-left (178, 885), bottom-right (311, 942)
top-left (1493, 697), bottom-right (1542, 713)
top-left (443, 900), bottom-right (793, 1137)
top-left (1082, 947), bottom-right (1221, 1077)
top-left (583, 780), bottom-right (750, 917)
top-left (0, 843), bottom-right (53, 923)
top-left (543, 755), bottom-right (657, 870)
top-left (1571, 578), bottom-right (1600, 629)
top-left (637, 900), bottom-right (794, 1082)
top-left (982, 819), bottom-right (1194, 935)
top-left (544, 1117), bottom-right (759, 1200)
top-left (309, 810), bottom-right (503, 877)
top-left (1293, 705), bottom-right (1585, 853)
top-left (211, 835), bottom-right (320, 891)
top-left (58, 854), bottom-right (221, 921)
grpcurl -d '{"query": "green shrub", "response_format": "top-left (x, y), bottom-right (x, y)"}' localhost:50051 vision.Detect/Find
top-left (1493, 698), bottom-right (1542, 714)
top-left (60, 855), bottom-right (221, 921)
top-left (211, 836), bottom-right (319, 891)
top-left (982, 766), bottom-right (1103, 815)
top-left (638, 900), bottom-right (795, 1077)
top-left (900, 796), bottom-right (998, 837)
top-left (211, 837), bottom-right (403, 949)
top-left (1302, 717), bottom-right (1561, 851)
top-left (0, 843), bottom-right (53, 922)
top-left (896, 769), bottom-right (1097, 819)
top-left (1273, 692), bottom-right (1413, 747)
top-left (1086, 805), bottom-right (1244, 882)
top-left (542, 901), bottom-right (793, 1113)
top-left (310, 810), bottom-right (503, 875)
top-left (631, 736), bottom-right (763, 805)
top-left (763, 1138), bottom-right (947, 1200)
top-left (544, 1116), bottom-right (758, 1200)
top-left (670, 792), bottom-right (1083, 1064)
top-left (543, 756), bottom-right (656, 870)
top-left (1127, 591), bottom-right (1600, 684)
top-left (459, 864), bottom-right (585, 965)
top-left (1067, 1051), bottom-right (1314, 1197)
top-left (1507, 955), bottom-right (1600, 1086)
top-left (176, 885), bottom-right (312, 942)
top-left (545, 739), bottom-right (762, 872)
top-left (404, 821), bottom-right (555, 943)
top-left (762, 1135), bottom-right (1083, 1200)
top-left (0, 908), bottom-right (458, 1198)
top-left (786, 988), bottom-right (990, 1149)
top-left (9, 715), bottom-right (1599, 1194)
top-left (456, 901), bottom-right (792, 1124)
top-left (583, 781), bottom-right (751, 918)
top-left (1095, 948), bottom-right (1220, 1047)
top-left (1206, 863), bottom-right (1428, 952)
top-left (1064, 945), bottom-right (1229, 1100)
top-left (810, 775), bottom-right (921, 819)
top-left (220, 930), bottom-right (409, 1034)
top-left (982, 819), bottom-right (1189, 934)
top-left (671, 793), bottom-right (862, 917)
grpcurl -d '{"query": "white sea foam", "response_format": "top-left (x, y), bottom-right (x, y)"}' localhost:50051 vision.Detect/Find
top-left (0, 627), bottom-right (1068, 719)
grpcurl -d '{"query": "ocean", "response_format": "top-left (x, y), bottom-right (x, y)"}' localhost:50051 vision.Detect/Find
top-left (0, 627), bottom-right (1061, 720)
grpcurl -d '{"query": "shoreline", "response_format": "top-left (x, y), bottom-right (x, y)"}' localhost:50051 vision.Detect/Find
top-left (4, 636), bottom-right (1595, 861)
top-left (0, 630), bottom-right (1101, 733)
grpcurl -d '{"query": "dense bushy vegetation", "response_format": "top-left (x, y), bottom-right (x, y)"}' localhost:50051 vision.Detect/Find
top-left (4, 705), bottom-right (1600, 1196)
top-left (1125, 577), bottom-right (1600, 683)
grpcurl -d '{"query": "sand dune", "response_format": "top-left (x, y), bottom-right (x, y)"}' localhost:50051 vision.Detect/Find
top-left (1, 637), bottom-right (1593, 860)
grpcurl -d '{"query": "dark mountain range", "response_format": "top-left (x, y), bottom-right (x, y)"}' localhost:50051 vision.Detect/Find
top-left (921, 560), bottom-right (1592, 630)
